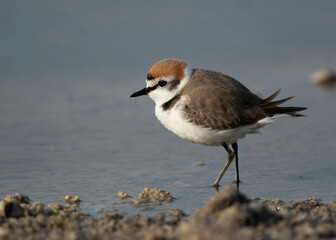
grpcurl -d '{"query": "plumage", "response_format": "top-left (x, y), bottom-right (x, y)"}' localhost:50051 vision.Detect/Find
top-left (130, 58), bottom-right (307, 187)
top-left (180, 69), bottom-right (266, 130)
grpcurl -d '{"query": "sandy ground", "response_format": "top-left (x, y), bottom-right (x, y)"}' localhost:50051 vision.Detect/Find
top-left (1, 187), bottom-right (336, 240)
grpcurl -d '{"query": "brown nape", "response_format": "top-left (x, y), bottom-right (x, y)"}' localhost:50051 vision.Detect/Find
top-left (260, 89), bottom-right (307, 117)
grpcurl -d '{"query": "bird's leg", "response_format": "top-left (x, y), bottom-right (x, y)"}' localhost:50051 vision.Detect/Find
top-left (232, 142), bottom-right (241, 183)
top-left (213, 143), bottom-right (235, 187)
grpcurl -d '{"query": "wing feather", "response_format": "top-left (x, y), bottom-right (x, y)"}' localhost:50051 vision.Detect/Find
top-left (181, 69), bottom-right (266, 130)
top-left (180, 69), bottom-right (306, 130)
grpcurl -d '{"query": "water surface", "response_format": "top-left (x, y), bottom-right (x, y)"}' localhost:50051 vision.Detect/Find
top-left (1, 1), bottom-right (336, 216)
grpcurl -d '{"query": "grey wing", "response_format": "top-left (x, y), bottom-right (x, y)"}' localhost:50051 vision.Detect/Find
top-left (182, 72), bottom-right (266, 130)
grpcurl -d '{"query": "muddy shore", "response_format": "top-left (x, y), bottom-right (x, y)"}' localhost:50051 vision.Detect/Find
top-left (1, 187), bottom-right (336, 240)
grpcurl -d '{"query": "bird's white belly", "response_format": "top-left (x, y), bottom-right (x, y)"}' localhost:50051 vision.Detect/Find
top-left (155, 102), bottom-right (274, 146)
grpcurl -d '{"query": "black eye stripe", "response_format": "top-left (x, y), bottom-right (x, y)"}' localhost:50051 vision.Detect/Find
top-left (146, 80), bottom-right (171, 94)
top-left (146, 85), bottom-right (157, 93)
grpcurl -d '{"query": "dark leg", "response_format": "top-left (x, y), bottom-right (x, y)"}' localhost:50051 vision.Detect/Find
top-left (232, 142), bottom-right (241, 183)
top-left (213, 143), bottom-right (235, 187)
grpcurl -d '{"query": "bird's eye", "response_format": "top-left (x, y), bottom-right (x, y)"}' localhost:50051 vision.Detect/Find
top-left (158, 80), bottom-right (167, 87)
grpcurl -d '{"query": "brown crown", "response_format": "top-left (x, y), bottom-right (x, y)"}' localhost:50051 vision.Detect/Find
top-left (147, 59), bottom-right (188, 81)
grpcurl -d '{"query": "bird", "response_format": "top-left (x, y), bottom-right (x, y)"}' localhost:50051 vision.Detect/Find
top-left (130, 58), bottom-right (307, 187)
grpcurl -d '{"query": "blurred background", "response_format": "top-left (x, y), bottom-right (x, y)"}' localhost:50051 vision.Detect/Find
top-left (1, 1), bottom-right (335, 216)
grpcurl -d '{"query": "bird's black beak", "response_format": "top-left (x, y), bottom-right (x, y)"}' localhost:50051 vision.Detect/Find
top-left (130, 87), bottom-right (148, 98)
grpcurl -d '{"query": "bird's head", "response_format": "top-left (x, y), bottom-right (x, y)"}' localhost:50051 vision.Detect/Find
top-left (130, 59), bottom-right (191, 106)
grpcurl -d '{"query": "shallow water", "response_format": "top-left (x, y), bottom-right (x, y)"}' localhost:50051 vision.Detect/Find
top-left (1, 1), bottom-right (336, 216)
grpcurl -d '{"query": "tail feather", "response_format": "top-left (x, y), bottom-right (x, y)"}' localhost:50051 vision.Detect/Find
top-left (260, 88), bottom-right (281, 105)
top-left (261, 89), bottom-right (307, 117)
top-left (263, 106), bottom-right (307, 117)
top-left (261, 96), bottom-right (294, 108)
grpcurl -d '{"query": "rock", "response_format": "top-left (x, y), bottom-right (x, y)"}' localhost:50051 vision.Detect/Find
top-left (118, 191), bottom-right (131, 201)
top-left (3, 193), bottom-right (30, 204)
top-left (64, 195), bottom-right (81, 204)
top-left (196, 186), bottom-right (249, 219)
top-left (0, 200), bottom-right (24, 218)
top-left (175, 186), bottom-right (281, 240)
top-left (47, 203), bottom-right (64, 215)
top-left (131, 188), bottom-right (174, 207)
top-left (310, 69), bottom-right (336, 90)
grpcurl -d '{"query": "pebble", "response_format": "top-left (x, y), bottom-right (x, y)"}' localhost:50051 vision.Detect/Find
top-left (64, 195), bottom-right (81, 204)
top-left (310, 69), bottom-right (336, 90)
top-left (117, 191), bottom-right (130, 201)
top-left (131, 188), bottom-right (174, 207)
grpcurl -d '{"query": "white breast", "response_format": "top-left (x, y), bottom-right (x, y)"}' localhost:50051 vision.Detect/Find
top-left (155, 97), bottom-right (275, 146)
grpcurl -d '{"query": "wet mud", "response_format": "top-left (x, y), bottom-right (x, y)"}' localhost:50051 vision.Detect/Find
top-left (1, 187), bottom-right (336, 240)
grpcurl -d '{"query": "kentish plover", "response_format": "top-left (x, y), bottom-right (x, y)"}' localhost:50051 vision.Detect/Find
top-left (131, 59), bottom-right (307, 187)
